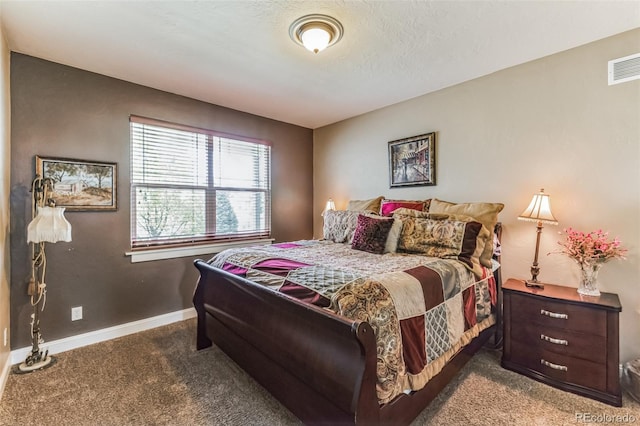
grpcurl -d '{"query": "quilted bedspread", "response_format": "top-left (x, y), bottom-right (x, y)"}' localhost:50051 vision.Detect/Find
top-left (208, 240), bottom-right (497, 404)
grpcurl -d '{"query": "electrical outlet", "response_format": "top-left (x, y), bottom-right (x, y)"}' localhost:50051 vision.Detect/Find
top-left (71, 306), bottom-right (83, 321)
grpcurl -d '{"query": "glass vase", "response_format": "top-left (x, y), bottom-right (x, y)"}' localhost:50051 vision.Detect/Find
top-left (577, 261), bottom-right (603, 296)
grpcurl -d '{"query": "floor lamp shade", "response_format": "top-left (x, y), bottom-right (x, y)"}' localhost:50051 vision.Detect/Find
top-left (27, 206), bottom-right (72, 243)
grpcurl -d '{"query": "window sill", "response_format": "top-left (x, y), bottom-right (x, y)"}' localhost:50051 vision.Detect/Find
top-left (125, 238), bottom-right (274, 263)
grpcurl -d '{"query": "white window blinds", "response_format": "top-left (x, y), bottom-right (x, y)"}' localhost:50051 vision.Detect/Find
top-left (130, 116), bottom-right (271, 249)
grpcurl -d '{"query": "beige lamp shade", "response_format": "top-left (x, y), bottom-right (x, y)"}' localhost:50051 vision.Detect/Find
top-left (325, 199), bottom-right (336, 212)
top-left (27, 206), bottom-right (72, 243)
top-left (321, 198), bottom-right (336, 217)
top-left (518, 188), bottom-right (558, 225)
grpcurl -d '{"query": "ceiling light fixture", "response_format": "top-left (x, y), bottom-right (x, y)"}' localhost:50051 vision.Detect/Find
top-left (289, 14), bottom-right (343, 54)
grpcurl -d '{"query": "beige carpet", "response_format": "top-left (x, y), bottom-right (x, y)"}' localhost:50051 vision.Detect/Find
top-left (1, 319), bottom-right (638, 425)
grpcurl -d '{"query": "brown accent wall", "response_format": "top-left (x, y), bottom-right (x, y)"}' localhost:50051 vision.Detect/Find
top-left (10, 53), bottom-right (313, 348)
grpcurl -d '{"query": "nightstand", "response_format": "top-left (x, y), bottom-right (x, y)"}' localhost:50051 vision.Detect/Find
top-left (501, 278), bottom-right (622, 406)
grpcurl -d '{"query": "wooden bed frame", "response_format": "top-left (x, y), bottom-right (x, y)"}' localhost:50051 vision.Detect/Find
top-left (193, 224), bottom-right (502, 425)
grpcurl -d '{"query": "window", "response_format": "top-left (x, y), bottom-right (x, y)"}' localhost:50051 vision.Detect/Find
top-left (130, 116), bottom-right (271, 250)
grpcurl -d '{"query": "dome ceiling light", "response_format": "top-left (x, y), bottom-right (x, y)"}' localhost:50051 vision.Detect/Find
top-left (289, 14), bottom-right (344, 54)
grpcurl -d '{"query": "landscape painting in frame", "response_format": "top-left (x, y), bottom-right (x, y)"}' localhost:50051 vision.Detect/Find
top-left (36, 156), bottom-right (117, 211)
top-left (388, 132), bottom-right (436, 188)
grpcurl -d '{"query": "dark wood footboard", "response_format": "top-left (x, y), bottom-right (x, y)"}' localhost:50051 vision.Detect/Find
top-left (193, 261), bottom-right (379, 424)
top-left (193, 247), bottom-right (502, 425)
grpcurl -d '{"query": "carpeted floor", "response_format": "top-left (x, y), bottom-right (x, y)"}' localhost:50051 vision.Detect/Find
top-left (1, 319), bottom-right (638, 425)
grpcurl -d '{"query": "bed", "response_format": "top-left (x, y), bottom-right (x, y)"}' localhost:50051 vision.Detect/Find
top-left (193, 199), bottom-right (503, 425)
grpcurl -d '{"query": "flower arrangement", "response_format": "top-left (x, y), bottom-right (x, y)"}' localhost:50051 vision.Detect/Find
top-left (555, 228), bottom-right (627, 265)
top-left (551, 228), bottom-right (626, 296)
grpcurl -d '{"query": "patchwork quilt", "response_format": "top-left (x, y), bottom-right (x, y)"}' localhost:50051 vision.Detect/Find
top-left (208, 240), bottom-right (497, 404)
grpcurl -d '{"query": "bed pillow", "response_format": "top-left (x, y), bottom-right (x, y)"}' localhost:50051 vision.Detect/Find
top-left (384, 217), bottom-right (404, 253)
top-left (347, 196), bottom-right (384, 213)
top-left (392, 209), bottom-right (491, 252)
top-left (397, 215), bottom-right (489, 277)
top-left (322, 210), bottom-right (362, 243)
top-left (362, 212), bottom-right (404, 253)
top-left (391, 207), bottom-right (448, 220)
top-left (351, 214), bottom-right (395, 254)
top-left (379, 199), bottom-right (431, 217)
top-left (428, 198), bottom-right (504, 268)
top-left (493, 232), bottom-right (502, 258)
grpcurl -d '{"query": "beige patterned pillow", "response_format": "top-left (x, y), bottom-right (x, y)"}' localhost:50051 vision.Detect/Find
top-left (397, 215), bottom-right (489, 277)
top-left (392, 208), bottom-right (449, 220)
top-left (322, 210), bottom-right (362, 243)
top-left (428, 199), bottom-right (504, 268)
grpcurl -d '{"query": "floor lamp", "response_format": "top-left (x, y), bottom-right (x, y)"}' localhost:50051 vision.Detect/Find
top-left (19, 175), bottom-right (72, 373)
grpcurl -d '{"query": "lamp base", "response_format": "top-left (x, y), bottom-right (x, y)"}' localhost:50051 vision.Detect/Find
top-left (525, 280), bottom-right (544, 289)
top-left (15, 351), bottom-right (56, 374)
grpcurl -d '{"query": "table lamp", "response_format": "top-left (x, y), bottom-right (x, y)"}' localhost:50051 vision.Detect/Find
top-left (517, 188), bottom-right (558, 288)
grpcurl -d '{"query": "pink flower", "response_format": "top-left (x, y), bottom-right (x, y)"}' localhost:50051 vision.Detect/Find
top-left (551, 228), bottom-right (627, 265)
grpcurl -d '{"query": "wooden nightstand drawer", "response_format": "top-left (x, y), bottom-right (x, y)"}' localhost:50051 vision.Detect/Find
top-left (510, 292), bottom-right (607, 336)
top-left (511, 321), bottom-right (607, 364)
top-left (502, 279), bottom-right (622, 406)
top-left (509, 339), bottom-right (607, 391)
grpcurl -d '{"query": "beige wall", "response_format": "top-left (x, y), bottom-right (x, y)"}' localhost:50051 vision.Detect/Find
top-left (0, 14), bottom-right (10, 374)
top-left (314, 29), bottom-right (640, 362)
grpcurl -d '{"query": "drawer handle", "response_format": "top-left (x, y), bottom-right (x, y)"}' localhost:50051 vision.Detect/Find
top-left (540, 309), bottom-right (568, 319)
top-left (541, 359), bottom-right (568, 371)
top-left (540, 334), bottom-right (568, 345)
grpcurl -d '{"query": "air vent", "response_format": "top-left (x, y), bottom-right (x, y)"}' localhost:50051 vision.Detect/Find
top-left (608, 53), bottom-right (640, 85)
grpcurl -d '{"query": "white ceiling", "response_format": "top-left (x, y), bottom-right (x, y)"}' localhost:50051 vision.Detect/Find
top-left (1, 1), bottom-right (639, 129)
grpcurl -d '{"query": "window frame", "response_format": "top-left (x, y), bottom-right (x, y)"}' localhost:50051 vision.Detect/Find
top-left (128, 115), bottom-right (272, 260)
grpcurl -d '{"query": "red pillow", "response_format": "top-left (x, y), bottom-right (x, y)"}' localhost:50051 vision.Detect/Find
top-left (380, 200), bottom-right (426, 217)
top-left (351, 214), bottom-right (394, 254)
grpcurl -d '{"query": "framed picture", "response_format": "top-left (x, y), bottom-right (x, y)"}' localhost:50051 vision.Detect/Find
top-left (36, 156), bottom-right (117, 211)
top-left (388, 132), bottom-right (436, 188)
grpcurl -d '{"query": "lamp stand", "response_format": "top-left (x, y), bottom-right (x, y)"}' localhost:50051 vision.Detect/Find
top-left (525, 220), bottom-right (545, 289)
top-left (18, 283), bottom-right (54, 373)
top-left (17, 176), bottom-right (56, 373)
top-left (18, 242), bottom-right (54, 373)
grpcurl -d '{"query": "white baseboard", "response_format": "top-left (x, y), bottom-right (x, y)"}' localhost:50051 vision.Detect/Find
top-left (9, 307), bottom-right (197, 366)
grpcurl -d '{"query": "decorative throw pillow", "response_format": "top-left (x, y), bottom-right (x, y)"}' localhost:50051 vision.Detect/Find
top-left (322, 210), bottom-right (361, 243)
top-left (351, 214), bottom-right (395, 254)
top-left (397, 215), bottom-right (489, 277)
top-left (392, 209), bottom-right (484, 226)
top-left (379, 199), bottom-right (430, 217)
top-left (391, 207), bottom-right (448, 219)
top-left (347, 196), bottom-right (384, 214)
top-left (384, 217), bottom-right (403, 253)
top-left (428, 198), bottom-right (504, 268)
